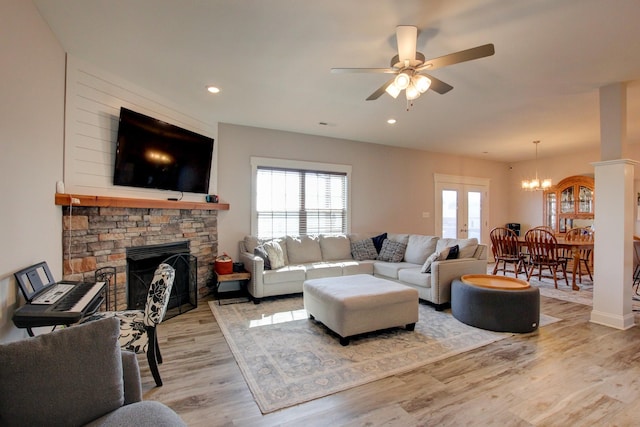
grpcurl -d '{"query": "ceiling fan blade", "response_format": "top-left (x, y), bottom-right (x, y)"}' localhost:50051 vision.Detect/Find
top-left (331, 67), bottom-right (397, 74)
top-left (396, 25), bottom-right (417, 63)
top-left (417, 43), bottom-right (495, 72)
top-left (366, 78), bottom-right (396, 101)
top-left (421, 73), bottom-right (454, 94)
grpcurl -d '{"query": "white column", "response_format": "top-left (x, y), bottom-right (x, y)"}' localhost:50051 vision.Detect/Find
top-left (590, 159), bottom-right (637, 329)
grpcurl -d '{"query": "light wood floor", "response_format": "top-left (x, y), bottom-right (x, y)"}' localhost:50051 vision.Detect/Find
top-left (139, 293), bottom-right (640, 427)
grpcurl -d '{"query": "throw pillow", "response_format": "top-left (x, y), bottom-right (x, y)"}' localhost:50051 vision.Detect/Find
top-left (404, 235), bottom-right (439, 264)
top-left (436, 238), bottom-right (479, 259)
top-left (0, 317), bottom-right (124, 426)
top-left (421, 247), bottom-right (451, 273)
top-left (254, 245), bottom-right (271, 270)
top-left (351, 238), bottom-right (378, 261)
top-left (371, 232), bottom-right (388, 254)
top-left (377, 239), bottom-right (407, 262)
top-left (263, 240), bottom-right (285, 269)
top-left (446, 244), bottom-right (460, 259)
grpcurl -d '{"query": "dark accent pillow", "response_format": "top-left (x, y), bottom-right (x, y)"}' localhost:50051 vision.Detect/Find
top-left (377, 239), bottom-right (407, 262)
top-left (351, 238), bottom-right (378, 261)
top-left (254, 245), bottom-right (271, 270)
top-left (371, 233), bottom-right (388, 254)
top-left (446, 244), bottom-right (460, 259)
top-left (0, 317), bottom-right (124, 426)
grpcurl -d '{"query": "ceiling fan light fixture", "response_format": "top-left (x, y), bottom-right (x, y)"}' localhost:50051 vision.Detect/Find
top-left (413, 74), bottom-right (431, 93)
top-left (405, 83), bottom-right (420, 100)
top-left (385, 83), bottom-right (401, 98)
top-left (394, 72), bottom-right (411, 90)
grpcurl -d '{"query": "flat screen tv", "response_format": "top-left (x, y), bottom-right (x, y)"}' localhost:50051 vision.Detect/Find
top-left (113, 107), bottom-right (214, 194)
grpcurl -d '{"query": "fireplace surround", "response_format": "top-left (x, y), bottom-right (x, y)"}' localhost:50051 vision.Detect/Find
top-left (59, 197), bottom-right (222, 312)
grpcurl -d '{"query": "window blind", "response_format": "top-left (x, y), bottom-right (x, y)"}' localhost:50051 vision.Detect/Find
top-left (256, 166), bottom-right (347, 239)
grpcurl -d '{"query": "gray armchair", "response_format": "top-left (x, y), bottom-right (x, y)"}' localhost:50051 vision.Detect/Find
top-left (0, 317), bottom-right (186, 426)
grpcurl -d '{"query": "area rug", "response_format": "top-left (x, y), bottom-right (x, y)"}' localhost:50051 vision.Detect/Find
top-left (208, 297), bottom-right (559, 414)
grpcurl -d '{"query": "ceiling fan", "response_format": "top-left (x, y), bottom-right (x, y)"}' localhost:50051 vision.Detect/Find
top-left (331, 26), bottom-right (495, 105)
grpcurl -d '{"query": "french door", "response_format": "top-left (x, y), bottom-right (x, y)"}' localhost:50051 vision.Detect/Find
top-left (435, 174), bottom-right (489, 243)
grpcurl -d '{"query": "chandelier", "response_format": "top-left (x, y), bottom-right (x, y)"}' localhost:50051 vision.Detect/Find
top-left (385, 70), bottom-right (432, 102)
top-left (521, 140), bottom-right (552, 191)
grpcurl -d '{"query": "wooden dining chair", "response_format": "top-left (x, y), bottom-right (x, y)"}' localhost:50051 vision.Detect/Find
top-left (524, 228), bottom-right (569, 288)
top-left (490, 227), bottom-right (526, 276)
top-left (563, 228), bottom-right (594, 283)
top-left (633, 239), bottom-right (640, 295)
top-left (533, 225), bottom-right (554, 234)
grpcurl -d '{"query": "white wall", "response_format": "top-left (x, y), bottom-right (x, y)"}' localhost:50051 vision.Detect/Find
top-left (0, 0), bottom-right (66, 342)
top-left (216, 123), bottom-right (511, 259)
top-left (63, 56), bottom-right (218, 201)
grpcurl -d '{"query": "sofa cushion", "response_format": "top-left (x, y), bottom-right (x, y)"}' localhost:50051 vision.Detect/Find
top-left (263, 265), bottom-right (306, 284)
top-left (0, 317), bottom-right (124, 427)
top-left (243, 235), bottom-right (263, 253)
top-left (341, 260), bottom-right (375, 275)
top-left (286, 235), bottom-right (322, 264)
top-left (254, 245), bottom-right (271, 270)
top-left (351, 238), bottom-right (378, 261)
top-left (371, 232), bottom-right (388, 253)
top-left (387, 233), bottom-right (410, 244)
top-left (373, 261), bottom-right (417, 279)
top-left (398, 267), bottom-right (432, 288)
top-left (305, 262), bottom-right (344, 279)
top-left (263, 240), bottom-right (286, 269)
top-left (436, 238), bottom-right (479, 259)
top-left (421, 247), bottom-right (451, 273)
top-left (404, 235), bottom-right (439, 264)
top-left (85, 401), bottom-right (187, 427)
top-left (320, 235), bottom-right (352, 261)
top-left (377, 239), bottom-right (407, 262)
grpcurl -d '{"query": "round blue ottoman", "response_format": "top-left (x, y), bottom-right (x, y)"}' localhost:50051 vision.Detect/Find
top-left (451, 277), bottom-right (540, 333)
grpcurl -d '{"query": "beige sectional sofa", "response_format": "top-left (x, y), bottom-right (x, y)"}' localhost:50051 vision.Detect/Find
top-left (239, 233), bottom-right (487, 310)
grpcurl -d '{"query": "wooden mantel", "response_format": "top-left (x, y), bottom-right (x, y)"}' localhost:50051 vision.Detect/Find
top-left (55, 193), bottom-right (229, 210)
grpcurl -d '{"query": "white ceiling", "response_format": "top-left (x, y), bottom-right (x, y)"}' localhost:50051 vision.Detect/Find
top-left (33, 0), bottom-right (640, 162)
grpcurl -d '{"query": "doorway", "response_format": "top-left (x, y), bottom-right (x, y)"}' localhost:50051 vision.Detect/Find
top-left (435, 174), bottom-right (490, 244)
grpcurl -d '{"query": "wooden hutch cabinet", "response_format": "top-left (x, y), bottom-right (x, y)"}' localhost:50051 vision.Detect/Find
top-left (543, 175), bottom-right (595, 234)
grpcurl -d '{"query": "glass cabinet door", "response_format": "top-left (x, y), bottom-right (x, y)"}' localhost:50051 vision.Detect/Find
top-left (578, 185), bottom-right (593, 213)
top-left (546, 193), bottom-right (556, 231)
top-left (560, 186), bottom-right (574, 214)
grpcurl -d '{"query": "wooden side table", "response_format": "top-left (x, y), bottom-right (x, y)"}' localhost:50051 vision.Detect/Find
top-left (213, 271), bottom-right (251, 304)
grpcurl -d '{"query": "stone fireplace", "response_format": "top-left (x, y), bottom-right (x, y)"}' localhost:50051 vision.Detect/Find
top-left (60, 201), bottom-right (221, 312)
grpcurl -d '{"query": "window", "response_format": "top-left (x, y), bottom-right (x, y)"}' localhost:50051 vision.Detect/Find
top-left (252, 158), bottom-right (350, 239)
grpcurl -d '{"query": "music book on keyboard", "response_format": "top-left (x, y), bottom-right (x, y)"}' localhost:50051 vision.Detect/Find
top-left (14, 261), bottom-right (104, 312)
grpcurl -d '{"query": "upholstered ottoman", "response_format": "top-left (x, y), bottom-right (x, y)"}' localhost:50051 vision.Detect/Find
top-left (303, 274), bottom-right (419, 345)
top-left (451, 274), bottom-right (540, 333)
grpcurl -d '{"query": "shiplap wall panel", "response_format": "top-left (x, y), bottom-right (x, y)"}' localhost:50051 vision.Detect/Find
top-left (64, 55), bottom-right (218, 201)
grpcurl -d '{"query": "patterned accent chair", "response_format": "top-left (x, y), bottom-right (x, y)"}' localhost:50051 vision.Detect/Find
top-left (84, 263), bottom-right (176, 386)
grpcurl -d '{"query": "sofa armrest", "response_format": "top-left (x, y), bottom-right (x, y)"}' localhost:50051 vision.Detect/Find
top-left (430, 258), bottom-right (487, 305)
top-left (121, 350), bottom-right (142, 405)
top-left (240, 251), bottom-right (265, 298)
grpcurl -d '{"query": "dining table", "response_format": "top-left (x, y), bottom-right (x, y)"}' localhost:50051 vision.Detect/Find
top-left (518, 236), bottom-right (594, 291)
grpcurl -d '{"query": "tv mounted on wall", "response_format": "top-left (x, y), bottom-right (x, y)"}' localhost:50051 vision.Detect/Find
top-left (113, 107), bottom-right (214, 194)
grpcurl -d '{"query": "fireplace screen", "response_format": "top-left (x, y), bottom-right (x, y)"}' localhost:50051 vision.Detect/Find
top-left (126, 242), bottom-right (197, 320)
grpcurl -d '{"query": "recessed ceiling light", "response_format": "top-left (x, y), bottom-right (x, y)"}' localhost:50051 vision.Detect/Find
top-left (206, 85), bottom-right (220, 94)
top-left (387, 119), bottom-right (397, 124)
